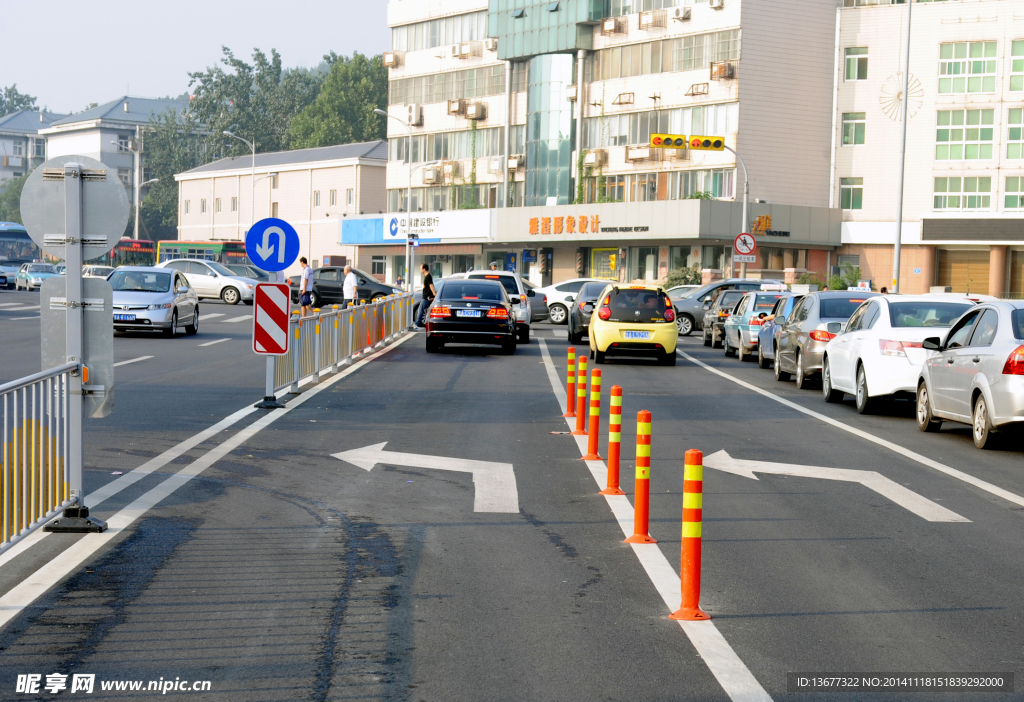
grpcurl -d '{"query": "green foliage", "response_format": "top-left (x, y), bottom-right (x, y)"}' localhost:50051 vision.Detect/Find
top-left (0, 173), bottom-right (28, 223)
top-left (0, 85), bottom-right (36, 117)
top-left (665, 267), bottom-right (702, 288)
top-left (288, 52), bottom-right (388, 148)
top-left (797, 272), bottom-right (821, 286)
top-left (686, 191), bottom-right (715, 200)
top-left (139, 109), bottom-right (210, 241)
top-left (827, 263), bottom-right (861, 291)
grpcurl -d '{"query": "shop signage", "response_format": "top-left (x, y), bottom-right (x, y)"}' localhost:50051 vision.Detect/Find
top-left (528, 214), bottom-right (651, 235)
top-left (384, 209), bottom-right (491, 242)
top-left (752, 214), bottom-right (790, 238)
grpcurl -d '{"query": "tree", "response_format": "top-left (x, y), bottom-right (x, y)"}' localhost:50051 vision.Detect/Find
top-left (0, 173), bottom-right (28, 223)
top-left (827, 263), bottom-right (861, 291)
top-left (665, 267), bottom-right (702, 287)
top-left (288, 52), bottom-right (388, 148)
top-left (138, 108), bottom-right (209, 241)
top-left (0, 85), bottom-right (36, 117)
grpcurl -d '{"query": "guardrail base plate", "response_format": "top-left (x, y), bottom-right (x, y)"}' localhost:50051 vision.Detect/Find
top-left (44, 506), bottom-right (107, 533)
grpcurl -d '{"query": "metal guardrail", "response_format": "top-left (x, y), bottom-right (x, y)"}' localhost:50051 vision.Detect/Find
top-left (274, 294), bottom-right (414, 395)
top-left (1, 362), bottom-right (79, 553)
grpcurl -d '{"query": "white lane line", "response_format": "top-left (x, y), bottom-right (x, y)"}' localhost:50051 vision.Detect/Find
top-left (677, 349), bottom-right (1024, 510)
top-left (538, 339), bottom-right (772, 702)
top-left (1, 305), bottom-right (41, 312)
top-left (0, 302), bottom-right (25, 307)
top-left (9, 316), bottom-right (39, 321)
top-left (199, 313), bottom-right (225, 321)
top-left (0, 332), bottom-right (413, 628)
top-left (198, 338), bottom-right (230, 347)
top-left (222, 314), bottom-right (253, 324)
top-left (113, 355), bottom-right (154, 368)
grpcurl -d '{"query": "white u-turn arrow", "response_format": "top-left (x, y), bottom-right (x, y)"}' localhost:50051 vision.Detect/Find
top-left (255, 226), bottom-right (286, 263)
top-left (332, 442), bottom-right (519, 513)
top-left (704, 450), bottom-right (969, 523)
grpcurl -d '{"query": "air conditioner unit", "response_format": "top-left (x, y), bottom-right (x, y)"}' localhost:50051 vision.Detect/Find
top-left (639, 9), bottom-right (666, 29)
top-left (382, 52), bottom-right (401, 68)
top-left (507, 155), bottom-right (524, 171)
top-left (448, 98), bottom-right (466, 115)
top-left (484, 37), bottom-right (498, 52)
top-left (488, 158), bottom-right (503, 174)
top-left (582, 150), bottom-right (607, 167)
top-left (710, 61), bottom-right (735, 81)
top-left (455, 42), bottom-right (472, 58)
top-left (601, 17), bottom-right (625, 35)
top-left (670, 6), bottom-right (691, 21)
top-left (422, 167), bottom-right (440, 184)
top-left (466, 102), bottom-right (487, 120)
top-left (443, 161), bottom-right (459, 177)
top-left (709, 0), bottom-right (724, 8)
top-left (408, 104), bottom-right (423, 126)
top-left (626, 146), bottom-right (651, 161)
top-left (566, 84), bottom-right (578, 101)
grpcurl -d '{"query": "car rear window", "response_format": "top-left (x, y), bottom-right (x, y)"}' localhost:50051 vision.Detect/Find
top-left (820, 296), bottom-right (871, 319)
top-left (607, 288), bottom-right (670, 323)
top-left (470, 274), bottom-right (518, 296)
top-left (716, 291), bottom-right (745, 309)
top-left (440, 281), bottom-right (505, 302)
top-left (888, 301), bottom-right (974, 328)
top-left (754, 294), bottom-right (785, 312)
top-left (580, 282), bottom-right (609, 298)
top-left (1012, 310), bottom-right (1024, 340)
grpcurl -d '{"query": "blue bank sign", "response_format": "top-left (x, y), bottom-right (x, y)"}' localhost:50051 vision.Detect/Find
top-left (340, 210), bottom-right (493, 245)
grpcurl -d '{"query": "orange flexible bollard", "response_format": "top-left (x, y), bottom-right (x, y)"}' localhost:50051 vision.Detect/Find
top-left (600, 386), bottom-right (625, 495)
top-left (582, 369), bottom-right (603, 460)
top-left (563, 347), bottom-right (577, 418)
top-left (624, 411), bottom-right (656, 544)
top-left (571, 356), bottom-right (588, 436)
top-left (670, 449), bottom-right (710, 620)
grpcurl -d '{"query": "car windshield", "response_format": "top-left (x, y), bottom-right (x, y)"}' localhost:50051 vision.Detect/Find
top-left (888, 301), bottom-right (973, 327)
top-left (580, 282), bottom-right (609, 298)
top-left (471, 274), bottom-right (519, 296)
top-left (607, 288), bottom-right (669, 323)
top-left (820, 296), bottom-right (871, 319)
top-left (28, 264), bottom-right (55, 273)
top-left (441, 281), bottom-right (505, 301)
top-left (670, 287), bottom-right (698, 300)
top-left (753, 294), bottom-right (785, 312)
top-left (716, 292), bottom-right (745, 310)
top-left (205, 261), bottom-right (236, 276)
top-left (109, 270), bottom-right (172, 293)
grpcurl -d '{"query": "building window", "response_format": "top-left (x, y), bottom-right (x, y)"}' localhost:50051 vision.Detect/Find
top-left (200, 199), bottom-right (207, 214)
top-left (842, 113), bottom-right (866, 145)
top-left (583, 103), bottom-right (738, 149)
top-left (33, 140), bottom-right (44, 158)
top-left (936, 109), bottom-right (994, 160)
top-left (231, 196), bottom-right (238, 212)
top-left (840, 178), bottom-right (863, 210)
top-left (117, 168), bottom-right (131, 187)
top-left (934, 176), bottom-right (991, 211)
top-left (347, 188), bottom-right (354, 205)
top-left (371, 256), bottom-right (386, 276)
top-left (837, 254), bottom-right (861, 268)
top-left (184, 200), bottom-right (190, 214)
top-left (12, 141), bottom-right (23, 156)
top-left (701, 245), bottom-right (729, 271)
top-left (117, 135), bottom-right (132, 153)
top-left (939, 41), bottom-right (996, 94)
top-left (1005, 176), bottom-right (1024, 210)
top-left (215, 198), bottom-right (222, 213)
top-left (592, 30), bottom-right (740, 81)
top-left (1012, 41), bottom-right (1024, 91)
top-left (330, 189), bottom-right (337, 206)
top-left (270, 174), bottom-right (278, 189)
top-left (313, 190), bottom-right (321, 207)
top-left (390, 10), bottom-right (487, 52)
top-left (1008, 108), bottom-right (1024, 158)
top-left (845, 47), bottom-right (868, 81)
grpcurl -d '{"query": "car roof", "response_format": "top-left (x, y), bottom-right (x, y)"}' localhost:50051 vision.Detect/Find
top-left (114, 266), bottom-right (173, 273)
top-left (873, 294), bottom-right (978, 304)
top-left (468, 270), bottom-right (519, 278)
top-left (611, 283), bottom-right (664, 292)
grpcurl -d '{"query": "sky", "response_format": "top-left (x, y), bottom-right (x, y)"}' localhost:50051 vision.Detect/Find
top-left (2, 0), bottom-right (390, 114)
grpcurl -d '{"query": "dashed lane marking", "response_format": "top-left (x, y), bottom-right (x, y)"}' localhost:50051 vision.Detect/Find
top-left (198, 338), bottom-right (231, 347)
top-left (0, 305), bottom-right (41, 312)
top-left (199, 313), bottom-right (225, 321)
top-left (538, 339), bottom-right (773, 702)
top-left (8, 316), bottom-right (39, 321)
top-left (223, 314), bottom-right (253, 323)
top-left (113, 355), bottom-right (154, 368)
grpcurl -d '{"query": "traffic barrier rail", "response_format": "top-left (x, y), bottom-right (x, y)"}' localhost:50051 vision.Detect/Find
top-left (1, 362), bottom-right (77, 553)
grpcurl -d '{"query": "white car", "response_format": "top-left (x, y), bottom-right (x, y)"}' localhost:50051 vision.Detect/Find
top-left (83, 265), bottom-right (115, 279)
top-left (821, 295), bottom-right (978, 413)
top-left (155, 258), bottom-right (256, 305)
top-left (533, 278), bottom-right (606, 325)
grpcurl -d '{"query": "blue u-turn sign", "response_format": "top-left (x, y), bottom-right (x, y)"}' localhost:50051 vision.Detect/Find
top-left (245, 218), bottom-right (300, 272)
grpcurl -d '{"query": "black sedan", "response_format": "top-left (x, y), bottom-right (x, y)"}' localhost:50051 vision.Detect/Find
top-left (568, 281), bottom-right (611, 345)
top-left (424, 279), bottom-right (516, 354)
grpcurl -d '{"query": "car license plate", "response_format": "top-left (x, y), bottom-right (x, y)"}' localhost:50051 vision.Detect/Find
top-left (624, 331), bottom-right (650, 340)
top-left (457, 309), bottom-right (481, 318)
top-left (113, 314), bottom-right (136, 322)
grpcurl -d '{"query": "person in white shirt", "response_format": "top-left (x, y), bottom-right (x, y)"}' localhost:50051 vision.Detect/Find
top-left (299, 257), bottom-right (314, 317)
top-left (342, 265), bottom-right (358, 307)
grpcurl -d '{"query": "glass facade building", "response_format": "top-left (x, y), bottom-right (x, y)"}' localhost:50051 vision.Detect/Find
top-left (487, 0), bottom-right (604, 61)
top-left (525, 54), bottom-right (575, 206)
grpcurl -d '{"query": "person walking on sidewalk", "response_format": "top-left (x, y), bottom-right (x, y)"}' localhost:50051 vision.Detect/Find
top-left (416, 263), bottom-right (436, 328)
top-left (299, 257), bottom-right (314, 317)
top-left (343, 265), bottom-right (358, 307)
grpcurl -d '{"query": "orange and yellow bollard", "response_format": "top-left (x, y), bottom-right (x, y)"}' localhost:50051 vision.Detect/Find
top-left (563, 347), bottom-right (577, 418)
top-left (572, 356), bottom-right (588, 436)
top-left (670, 449), bottom-right (710, 620)
top-left (582, 369), bottom-right (603, 460)
top-left (624, 411), bottom-right (656, 544)
top-left (600, 386), bottom-right (625, 495)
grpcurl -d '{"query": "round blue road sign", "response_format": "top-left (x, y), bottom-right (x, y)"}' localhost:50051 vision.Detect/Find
top-left (245, 218), bottom-right (300, 272)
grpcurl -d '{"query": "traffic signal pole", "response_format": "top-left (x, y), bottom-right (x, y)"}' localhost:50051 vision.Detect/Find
top-left (724, 146), bottom-right (750, 278)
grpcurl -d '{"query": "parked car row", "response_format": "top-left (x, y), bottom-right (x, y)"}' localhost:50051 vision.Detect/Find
top-left (708, 286), bottom-right (1024, 449)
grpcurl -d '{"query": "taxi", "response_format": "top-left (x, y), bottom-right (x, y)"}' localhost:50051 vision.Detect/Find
top-left (588, 284), bottom-right (678, 366)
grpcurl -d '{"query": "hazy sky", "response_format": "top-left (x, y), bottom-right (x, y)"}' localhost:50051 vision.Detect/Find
top-left (2, 1), bottom-right (390, 114)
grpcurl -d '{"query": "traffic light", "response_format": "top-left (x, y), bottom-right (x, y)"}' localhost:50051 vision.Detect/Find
top-left (650, 133), bottom-right (688, 149)
top-left (689, 136), bottom-right (725, 151)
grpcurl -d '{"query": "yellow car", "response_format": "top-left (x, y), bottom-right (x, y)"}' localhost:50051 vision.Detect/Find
top-left (588, 284), bottom-right (678, 366)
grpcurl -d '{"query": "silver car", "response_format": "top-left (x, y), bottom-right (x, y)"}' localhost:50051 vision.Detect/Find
top-left (111, 267), bottom-right (200, 336)
top-left (757, 294), bottom-right (801, 369)
top-left (917, 301), bottom-right (1024, 449)
top-left (675, 278), bottom-right (785, 336)
top-left (774, 291), bottom-right (880, 389)
top-left (156, 258), bottom-right (256, 305)
top-left (465, 270), bottom-right (537, 343)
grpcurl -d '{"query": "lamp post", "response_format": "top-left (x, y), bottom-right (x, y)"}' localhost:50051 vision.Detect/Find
top-left (374, 108), bottom-right (414, 292)
top-left (723, 145), bottom-right (750, 278)
top-left (223, 131), bottom-right (257, 240)
top-left (892, 0), bottom-right (913, 294)
top-left (111, 131), bottom-right (151, 240)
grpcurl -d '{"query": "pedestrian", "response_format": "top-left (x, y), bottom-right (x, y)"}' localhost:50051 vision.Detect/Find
top-left (489, 261), bottom-right (499, 271)
top-left (298, 257), bottom-right (314, 316)
top-left (416, 263), bottom-right (436, 328)
top-left (343, 264), bottom-right (358, 307)
top-left (880, 286), bottom-right (888, 294)
top-left (822, 285), bottom-right (829, 291)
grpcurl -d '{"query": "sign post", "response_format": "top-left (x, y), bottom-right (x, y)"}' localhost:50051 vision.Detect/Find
top-left (245, 218), bottom-right (300, 409)
top-left (733, 233), bottom-right (757, 278)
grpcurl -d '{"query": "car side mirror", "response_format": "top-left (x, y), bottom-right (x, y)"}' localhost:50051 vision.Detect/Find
top-left (827, 322), bottom-right (842, 335)
top-left (923, 337), bottom-right (942, 351)
top-left (359, 278), bottom-right (367, 285)
top-left (775, 315), bottom-right (786, 325)
top-left (526, 289), bottom-right (536, 297)
top-left (702, 302), bottom-right (711, 310)
top-left (566, 295), bottom-right (576, 302)
top-left (176, 286), bottom-right (189, 294)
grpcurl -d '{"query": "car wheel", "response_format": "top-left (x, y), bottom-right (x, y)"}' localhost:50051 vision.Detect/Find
top-left (703, 329), bottom-right (711, 347)
top-left (822, 358), bottom-right (843, 403)
top-left (723, 336), bottom-right (735, 357)
top-left (855, 365), bottom-right (874, 414)
top-left (676, 314), bottom-right (694, 336)
top-left (549, 304), bottom-right (568, 325)
top-left (371, 293), bottom-right (385, 303)
top-left (222, 287), bottom-right (241, 305)
top-left (973, 395), bottom-right (995, 449)
top-left (758, 344), bottom-right (770, 369)
top-left (712, 329), bottom-right (723, 349)
top-left (595, 349), bottom-right (606, 364)
top-left (661, 350), bottom-right (677, 366)
top-left (794, 351), bottom-right (810, 390)
top-left (184, 308), bottom-right (199, 336)
top-left (738, 342), bottom-right (750, 362)
top-left (916, 382), bottom-right (942, 433)
top-left (163, 310), bottom-right (177, 337)
top-left (518, 326), bottom-right (530, 344)
top-left (774, 348), bottom-right (791, 381)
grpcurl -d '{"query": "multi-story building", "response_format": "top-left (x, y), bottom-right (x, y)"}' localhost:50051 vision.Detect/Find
top-left (362, 0), bottom-right (845, 289)
top-left (0, 110), bottom-right (65, 185)
top-left (833, 0), bottom-right (1024, 297)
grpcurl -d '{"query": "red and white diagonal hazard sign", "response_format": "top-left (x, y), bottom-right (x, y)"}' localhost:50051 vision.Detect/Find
top-left (252, 283), bottom-right (290, 355)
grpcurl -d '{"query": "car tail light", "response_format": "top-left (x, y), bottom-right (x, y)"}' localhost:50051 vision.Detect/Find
top-left (878, 339), bottom-right (921, 357)
top-left (487, 307), bottom-right (509, 319)
top-left (718, 310), bottom-right (730, 318)
top-left (598, 306), bottom-right (611, 320)
top-left (1002, 345), bottom-right (1024, 375)
top-left (429, 306), bottom-right (451, 319)
top-left (749, 317), bottom-right (762, 326)
top-left (809, 329), bottom-right (836, 342)
top-left (664, 308), bottom-right (676, 322)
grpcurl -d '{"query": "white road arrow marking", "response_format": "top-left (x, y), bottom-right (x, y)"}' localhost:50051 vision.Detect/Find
top-left (333, 442), bottom-right (519, 513)
top-left (255, 226), bottom-right (286, 263)
top-left (704, 450), bottom-right (969, 523)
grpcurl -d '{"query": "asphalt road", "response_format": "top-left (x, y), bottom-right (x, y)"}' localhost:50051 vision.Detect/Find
top-left (1, 302), bottom-right (1023, 701)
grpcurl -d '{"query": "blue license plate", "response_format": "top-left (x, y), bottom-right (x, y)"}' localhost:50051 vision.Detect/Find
top-left (457, 309), bottom-right (481, 318)
top-left (114, 314), bottom-right (136, 322)
top-left (623, 331), bottom-right (650, 340)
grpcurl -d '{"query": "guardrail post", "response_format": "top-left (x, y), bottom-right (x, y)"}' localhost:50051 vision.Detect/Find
top-left (624, 411), bottom-right (656, 544)
top-left (600, 386), bottom-right (625, 495)
top-left (572, 356), bottom-right (588, 436)
top-left (347, 304), bottom-right (355, 363)
top-left (255, 355), bottom-right (285, 409)
top-left (312, 310), bottom-right (322, 382)
top-left (290, 312), bottom-right (301, 394)
top-left (670, 449), bottom-right (710, 620)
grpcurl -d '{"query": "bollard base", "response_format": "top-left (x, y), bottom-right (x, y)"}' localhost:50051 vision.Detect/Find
top-left (669, 606), bottom-right (710, 621)
top-left (599, 486), bottom-right (626, 496)
top-left (624, 533), bottom-right (657, 544)
top-left (45, 506), bottom-right (107, 533)
top-left (254, 396), bottom-right (286, 409)
top-left (570, 428), bottom-right (588, 436)
top-left (581, 453), bottom-right (603, 461)
top-left (562, 411), bottom-right (576, 418)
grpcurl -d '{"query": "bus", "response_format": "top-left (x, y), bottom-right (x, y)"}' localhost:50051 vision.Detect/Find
top-left (98, 238), bottom-right (157, 267)
top-left (157, 240), bottom-right (250, 265)
top-left (0, 222), bottom-right (41, 287)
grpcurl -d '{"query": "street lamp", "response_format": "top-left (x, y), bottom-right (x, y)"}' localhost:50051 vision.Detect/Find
top-left (373, 108), bottom-right (414, 292)
top-left (223, 131), bottom-right (258, 240)
top-left (111, 133), bottom-right (148, 240)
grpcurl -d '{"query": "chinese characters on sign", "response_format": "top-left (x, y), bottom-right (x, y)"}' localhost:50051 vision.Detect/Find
top-left (751, 214), bottom-right (790, 238)
top-left (529, 215), bottom-right (603, 235)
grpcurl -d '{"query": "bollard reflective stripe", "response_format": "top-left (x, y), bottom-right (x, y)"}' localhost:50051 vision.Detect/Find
top-left (563, 347), bottom-right (577, 418)
top-left (582, 369), bottom-right (602, 460)
top-left (600, 386), bottom-right (625, 495)
top-left (671, 449), bottom-right (709, 620)
top-left (625, 410), bottom-right (656, 544)
top-left (572, 357), bottom-right (588, 435)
